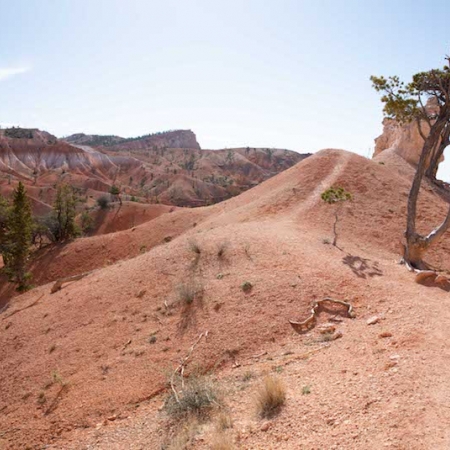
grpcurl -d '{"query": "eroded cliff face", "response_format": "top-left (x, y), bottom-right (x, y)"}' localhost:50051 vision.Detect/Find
top-left (373, 118), bottom-right (427, 166)
top-left (0, 128), bottom-right (309, 209)
top-left (0, 128), bottom-right (138, 181)
top-left (65, 129), bottom-right (201, 151)
top-left (373, 98), bottom-right (442, 169)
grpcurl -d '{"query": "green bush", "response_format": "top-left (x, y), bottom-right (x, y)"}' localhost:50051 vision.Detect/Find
top-left (321, 186), bottom-right (352, 204)
top-left (97, 196), bottom-right (110, 210)
top-left (81, 211), bottom-right (94, 234)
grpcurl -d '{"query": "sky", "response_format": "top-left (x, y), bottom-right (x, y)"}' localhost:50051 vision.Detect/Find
top-left (1, 0), bottom-right (450, 180)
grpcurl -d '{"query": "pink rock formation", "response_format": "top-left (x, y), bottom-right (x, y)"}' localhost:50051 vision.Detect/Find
top-left (373, 98), bottom-right (443, 169)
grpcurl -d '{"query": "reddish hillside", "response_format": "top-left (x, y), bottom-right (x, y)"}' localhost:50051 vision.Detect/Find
top-left (1, 149), bottom-right (450, 449)
top-left (0, 128), bottom-right (308, 208)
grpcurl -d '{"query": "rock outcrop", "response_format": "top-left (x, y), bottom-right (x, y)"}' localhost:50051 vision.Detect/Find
top-left (65, 129), bottom-right (201, 151)
top-left (373, 98), bottom-right (442, 169)
top-left (0, 128), bottom-right (140, 182)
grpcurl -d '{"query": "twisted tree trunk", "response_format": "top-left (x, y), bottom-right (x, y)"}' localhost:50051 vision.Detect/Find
top-left (425, 123), bottom-right (450, 180)
top-left (404, 118), bottom-right (449, 268)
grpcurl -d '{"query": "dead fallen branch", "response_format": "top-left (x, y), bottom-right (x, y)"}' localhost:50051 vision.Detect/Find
top-left (3, 294), bottom-right (44, 320)
top-left (44, 384), bottom-right (69, 416)
top-left (289, 297), bottom-right (355, 334)
top-left (251, 351), bottom-right (268, 359)
top-left (170, 331), bottom-right (208, 404)
top-left (50, 271), bottom-right (92, 294)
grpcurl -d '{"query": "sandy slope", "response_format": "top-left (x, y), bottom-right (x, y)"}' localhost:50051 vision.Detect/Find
top-left (1, 149), bottom-right (450, 449)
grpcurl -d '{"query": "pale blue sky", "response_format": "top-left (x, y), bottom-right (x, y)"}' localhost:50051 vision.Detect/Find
top-left (1, 0), bottom-right (450, 179)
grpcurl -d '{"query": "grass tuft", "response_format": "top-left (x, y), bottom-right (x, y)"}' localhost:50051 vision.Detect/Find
top-left (302, 385), bottom-right (311, 395)
top-left (255, 375), bottom-right (286, 419)
top-left (177, 280), bottom-right (203, 306)
top-left (165, 376), bottom-right (219, 419)
top-left (240, 281), bottom-right (253, 293)
top-left (210, 431), bottom-right (234, 450)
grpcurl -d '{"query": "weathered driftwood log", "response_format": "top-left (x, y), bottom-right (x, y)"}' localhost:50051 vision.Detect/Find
top-left (289, 297), bottom-right (355, 334)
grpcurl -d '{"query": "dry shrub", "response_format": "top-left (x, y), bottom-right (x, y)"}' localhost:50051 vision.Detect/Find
top-left (188, 240), bottom-right (201, 268)
top-left (210, 432), bottom-right (234, 450)
top-left (165, 376), bottom-right (219, 419)
top-left (177, 280), bottom-right (204, 306)
top-left (255, 375), bottom-right (286, 419)
top-left (177, 279), bottom-right (204, 330)
top-left (188, 240), bottom-right (201, 255)
top-left (166, 418), bottom-right (198, 450)
top-left (217, 241), bottom-right (230, 261)
top-left (240, 281), bottom-right (253, 293)
top-left (215, 411), bottom-right (233, 431)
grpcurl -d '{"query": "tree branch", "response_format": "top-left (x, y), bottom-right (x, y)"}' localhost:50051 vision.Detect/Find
top-left (425, 203), bottom-right (450, 246)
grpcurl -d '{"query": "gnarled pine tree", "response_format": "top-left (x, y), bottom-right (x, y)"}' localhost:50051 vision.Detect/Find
top-left (5, 182), bottom-right (33, 290)
top-left (371, 57), bottom-right (450, 269)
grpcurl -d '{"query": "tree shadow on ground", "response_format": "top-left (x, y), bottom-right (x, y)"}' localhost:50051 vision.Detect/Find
top-left (342, 254), bottom-right (383, 279)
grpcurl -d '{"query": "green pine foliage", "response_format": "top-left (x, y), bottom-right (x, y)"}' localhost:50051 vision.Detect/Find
top-left (4, 182), bottom-right (33, 291)
top-left (80, 211), bottom-right (94, 234)
top-left (321, 186), bottom-right (352, 204)
top-left (53, 184), bottom-right (79, 241)
top-left (109, 185), bottom-right (120, 196)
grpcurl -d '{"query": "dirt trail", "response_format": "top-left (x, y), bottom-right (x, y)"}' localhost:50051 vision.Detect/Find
top-left (297, 149), bottom-right (352, 213)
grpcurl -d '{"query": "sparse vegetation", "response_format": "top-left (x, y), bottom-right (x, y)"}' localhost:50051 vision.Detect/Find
top-left (241, 281), bottom-right (253, 293)
top-left (217, 241), bottom-right (229, 260)
top-left (242, 370), bottom-right (255, 382)
top-left (53, 184), bottom-right (79, 241)
top-left (317, 331), bottom-right (335, 342)
top-left (177, 280), bottom-right (204, 306)
top-left (255, 375), bottom-right (286, 419)
top-left (302, 385), bottom-right (311, 395)
top-left (37, 391), bottom-right (46, 405)
top-left (4, 127), bottom-right (33, 139)
top-left (215, 411), bottom-right (233, 431)
top-left (51, 371), bottom-right (67, 387)
top-left (165, 376), bottom-right (219, 419)
top-left (188, 240), bottom-right (201, 255)
top-left (244, 243), bottom-right (253, 261)
top-left (97, 195), bottom-right (110, 210)
top-left (2, 182), bottom-right (33, 291)
top-left (109, 185), bottom-right (120, 196)
top-left (188, 240), bottom-right (201, 267)
top-left (165, 418), bottom-right (199, 450)
top-left (321, 186), bottom-right (352, 248)
top-left (80, 211), bottom-right (94, 234)
top-left (210, 432), bottom-right (235, 450)
top-left (109, 185), bottom-right (122, 205)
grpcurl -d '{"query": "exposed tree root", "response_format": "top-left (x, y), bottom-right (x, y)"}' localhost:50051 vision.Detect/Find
top-left (401, 258), bottom-right (450, 286)
top-left (50, 271), bottom-right (92, 294)
top-left (289, 297), bottom-right (355, 334)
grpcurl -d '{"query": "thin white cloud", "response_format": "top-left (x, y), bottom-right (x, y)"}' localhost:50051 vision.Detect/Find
top-left (0, 66), bottom-right (30, 82)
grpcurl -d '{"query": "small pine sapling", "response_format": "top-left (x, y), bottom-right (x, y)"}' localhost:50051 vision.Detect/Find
top-left (321, 186), bottom-right (352, 248)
